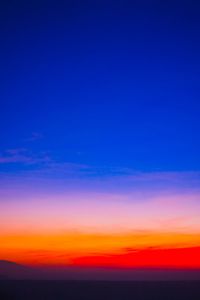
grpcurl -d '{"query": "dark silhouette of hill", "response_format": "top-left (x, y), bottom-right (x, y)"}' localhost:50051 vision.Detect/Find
top-left (0, 260), bottom-right (27, 272)
top-left (1, 261), bottom-right (200, 299)
top-left (0, 260), bottom-right (36, 279)
top-left (1, 260), bottom-right (200, 281)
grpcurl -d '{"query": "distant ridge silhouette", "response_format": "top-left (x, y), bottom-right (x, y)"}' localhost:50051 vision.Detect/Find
top-left (0, 260), bottom-right (36, 279)
top-left (0, 260), bottom-right (24, 267)
top-left (1, 260), bottom-right (200, 280)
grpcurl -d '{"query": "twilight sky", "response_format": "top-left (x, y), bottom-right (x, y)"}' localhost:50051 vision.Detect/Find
top-left (0, 0), bottom-right (200, 269)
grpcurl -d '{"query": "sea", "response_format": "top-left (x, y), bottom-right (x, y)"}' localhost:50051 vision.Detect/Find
top-left (0, 280), bottom-right (200, 300)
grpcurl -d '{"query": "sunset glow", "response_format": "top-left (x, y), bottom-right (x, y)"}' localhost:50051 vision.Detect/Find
top-left (1, 0), bottom-right (200, 280)
top-left (1, 180), bottom-right (200, 268)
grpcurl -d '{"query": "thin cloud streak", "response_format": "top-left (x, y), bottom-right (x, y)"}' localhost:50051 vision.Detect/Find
top-left (0, 167), bottom-right (199, 199)
top-left (0, 148), bottom-right (51, 165)
top-left (24, 132), bottom-right (44, 142)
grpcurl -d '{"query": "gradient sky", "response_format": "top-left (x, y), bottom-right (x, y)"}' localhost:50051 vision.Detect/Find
top-left (0, 0), bottom-right (200, 269)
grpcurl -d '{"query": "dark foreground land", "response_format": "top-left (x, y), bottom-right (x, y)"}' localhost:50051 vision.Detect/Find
top-left (0, 280), bottom-right (200, 300)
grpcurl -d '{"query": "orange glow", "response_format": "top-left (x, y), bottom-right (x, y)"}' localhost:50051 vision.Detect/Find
top-left (1, 231), bottom-right (200, 268)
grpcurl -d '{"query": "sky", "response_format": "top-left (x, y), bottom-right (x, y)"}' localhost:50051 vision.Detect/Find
top-left (0, 0), bottom-right (200, 270)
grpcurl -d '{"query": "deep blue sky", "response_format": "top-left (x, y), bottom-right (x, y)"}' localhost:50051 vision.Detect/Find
top-left (1, 0), bottom-right (200, 175)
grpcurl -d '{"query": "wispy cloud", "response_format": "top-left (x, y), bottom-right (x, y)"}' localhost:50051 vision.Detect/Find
top-left (25, 132), bottom-right (43, 142)
top-left (0, 148), bottom-right (50, 165)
